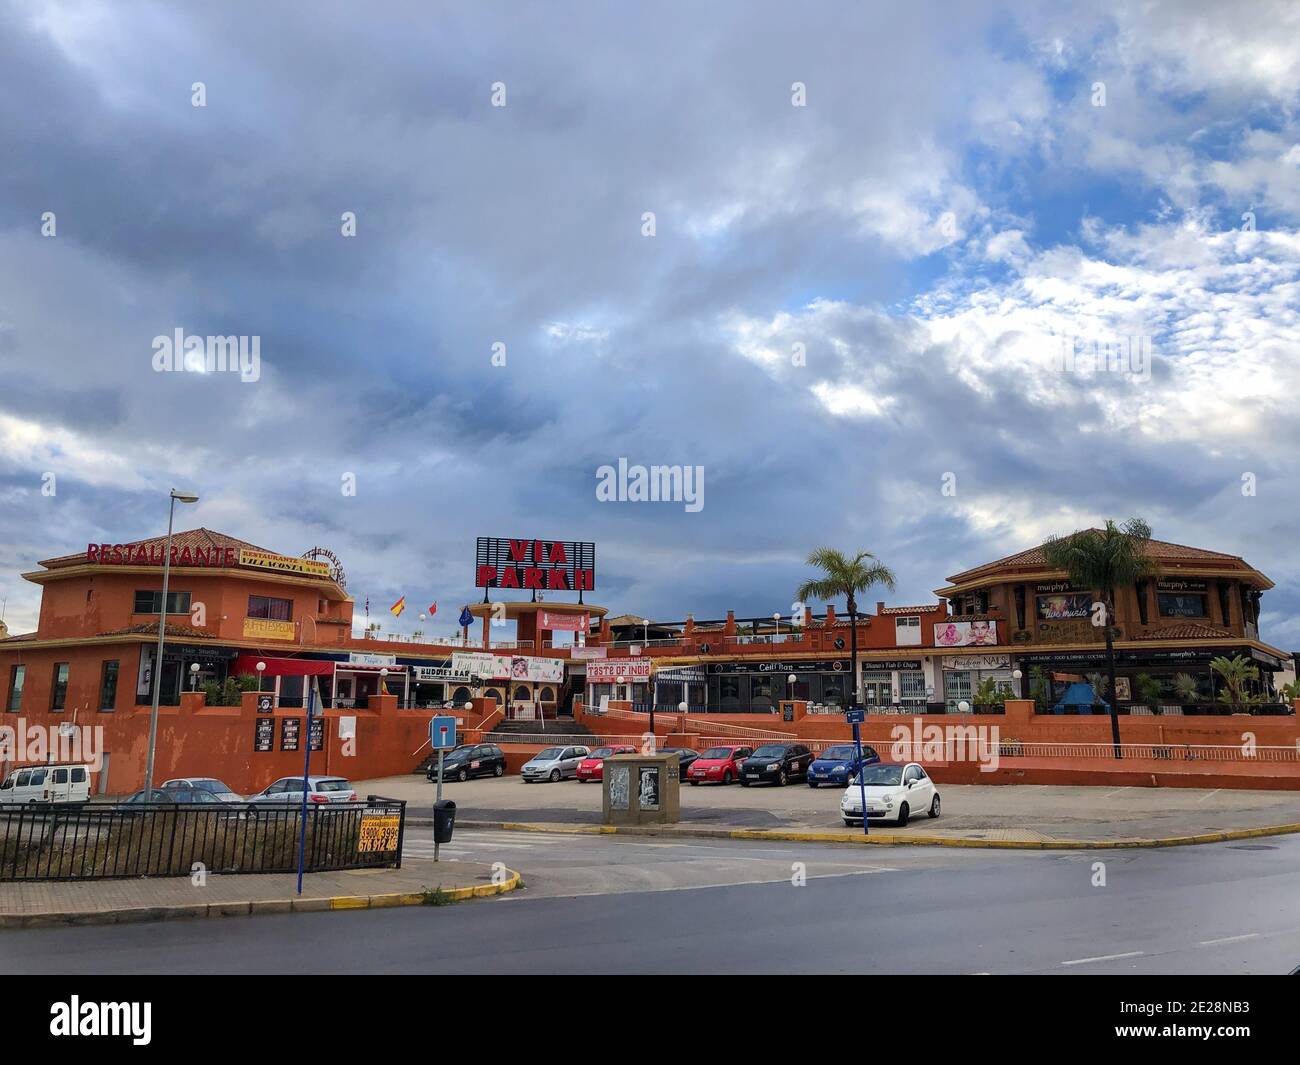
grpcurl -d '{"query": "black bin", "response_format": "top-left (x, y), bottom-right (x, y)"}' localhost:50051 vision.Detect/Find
top-left (433, 799), bottom-right (456, 844)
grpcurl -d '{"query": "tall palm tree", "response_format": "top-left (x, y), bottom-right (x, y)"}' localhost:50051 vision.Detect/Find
top-left (796, 549), bottom-right (896, 710)
top-left (1041, 518), bottom-right (1157, 757)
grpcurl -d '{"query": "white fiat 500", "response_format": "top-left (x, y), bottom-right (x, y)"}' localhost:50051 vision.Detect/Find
top-left (840, 762), bottom-right (940, 827)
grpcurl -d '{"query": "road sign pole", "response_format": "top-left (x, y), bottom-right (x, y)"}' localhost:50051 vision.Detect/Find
top-left (296, 686), bottom-right (316, 894)
top-left (847, 706), bottom-right (869, 838)
top-left (435, 748), bottom-right (444, 862)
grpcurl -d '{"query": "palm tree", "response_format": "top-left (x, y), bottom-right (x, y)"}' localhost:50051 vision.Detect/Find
top-left (1210, 654), bottom-right (1259, 710)
top-left (796, 549), bottom-right (896, 710)
top-left (1041, 518), bottom-right (1157, 757)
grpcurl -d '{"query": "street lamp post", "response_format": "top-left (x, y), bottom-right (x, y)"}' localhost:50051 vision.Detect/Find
top-left (787, 672), bottom-right (797, 706)
top-left (773, 612), bottom-right (781, 641)
top-left (143, 487), bottom-right (199, 792)
top-left (189, 662), bottom-right (200, 692)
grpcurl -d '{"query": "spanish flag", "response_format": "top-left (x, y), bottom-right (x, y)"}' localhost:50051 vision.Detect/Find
top-left (389, 596), bottom-right (406, 618)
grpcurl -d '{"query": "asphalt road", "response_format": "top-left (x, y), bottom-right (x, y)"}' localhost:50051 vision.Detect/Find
top-left (3, 829), bottom-right (1299, 974)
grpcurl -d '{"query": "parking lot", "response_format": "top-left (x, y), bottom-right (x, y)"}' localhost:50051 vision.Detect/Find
top-left (355, 772), bottom-right (1300, 843)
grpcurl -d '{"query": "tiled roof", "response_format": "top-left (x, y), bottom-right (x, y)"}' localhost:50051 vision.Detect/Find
top-left (1131, 622), bottom-right (1232, 640)
top-left (877, 604), bottom-right (945, 615)
top-left (946, 532), bottom-right (1249, 584)
top-left (99, 622), bottom-right (216, 639)
top-left (41, 528), bottom-right (277, 568)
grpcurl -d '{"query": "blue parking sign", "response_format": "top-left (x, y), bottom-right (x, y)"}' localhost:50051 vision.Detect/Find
top-left (845, 707), bottom-right (865, 724)
top-left (430, 716), bottom-right (457, 750)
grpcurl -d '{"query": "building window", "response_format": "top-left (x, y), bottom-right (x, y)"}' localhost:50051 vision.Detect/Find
top-left (895, 616), bottom-right (921, 646)
top-left (99, 660), bottom-right (120, 711)
top-left (1157, 593), bottom-right (1206, 618)
top-left (5, 665), bottom-right (24, 712)
top-left (944, 670), bottom-right (972, 710)
top-left (247, 595), bottom-right (293, 621)
top-left (900, 672), bottom-right (927, 706)
top-left (51, 663), bottom-right (70, 711)
top-left (133, 590), bottom-right (192, 614)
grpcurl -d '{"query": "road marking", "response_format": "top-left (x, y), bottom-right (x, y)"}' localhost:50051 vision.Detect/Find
top-left (1103, 787), bottom-right (1131, 798)
top-left (1198, 933), bottom-right (1258, 946)
top-left (1061, 951), bottom-right (1144, 966)
top-left (1196, 789), bottom-right (1222, 804)
top-left (499, 865), bottom-right (899, 900)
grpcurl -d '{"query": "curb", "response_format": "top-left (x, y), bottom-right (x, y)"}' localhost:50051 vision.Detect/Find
top-left (0, 868), bottom-right (523, 930)
top-left (454, 818), bottom-right (1300, 851)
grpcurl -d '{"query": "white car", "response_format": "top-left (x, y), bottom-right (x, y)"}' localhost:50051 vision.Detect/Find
top-left (840, 762), bottom-right (940, 827)
top-left (160, 777), bottom-right (243, 803)
top-left (520, 746), bottom-right (590, 783)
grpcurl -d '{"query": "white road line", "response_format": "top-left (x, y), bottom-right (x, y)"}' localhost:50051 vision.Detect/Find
top-left (1196, 789), bottom-right (1222, 804)
top-left (499, 865), bottom-right (898, 900)
top-left (1061, 951), bottom-right (1144, 966)
top-left (1198, 933), bottom-right (1259, 946)
top-left (1103, 787), bottom-right (1131, 798)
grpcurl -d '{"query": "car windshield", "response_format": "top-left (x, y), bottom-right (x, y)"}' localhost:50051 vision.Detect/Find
top-left (590, 748), bottom-right (616, 758)
top-left (820, 746), bottom-right (857, 760)
top-left (192, 779), bottom-right (227, 793)
top-left (853, 765), bottom-right (904, 786)
top-left (751, 745), bottom-right (788, 758)
top-left (314, 779), bottom-right (352, 792)
top-left (536, 748), bottom-right (563, 759)
top-left (700, 747), bottom-right (735, 759)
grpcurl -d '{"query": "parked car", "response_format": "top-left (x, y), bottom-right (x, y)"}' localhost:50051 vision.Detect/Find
top-left (427, 743), bottom-right (506, 782)
top-left (118, 787), bottom-right (226, 808)
top-left (686, 745), bottom-right (753, 785)
top-left (246, 776), bottom-right (359, 804)
top-left (659, 748), bottom-right (700, 776)
top-left (521, 746), bottom-right (590, 783)
top-left (576, 745), bottom-right (635, 782)
top-left (840, 762), bottom-right (940, 827)
top-left (0, 764), bottom-right (92, 804)
top-left (807, 744), bottom-right (880, 788)
top-left (160, 777), bottom-right (243, 803)
top-left (738, 743), bottom-right (814, 786)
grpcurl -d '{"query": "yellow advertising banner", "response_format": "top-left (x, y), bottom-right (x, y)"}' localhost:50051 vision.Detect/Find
top-left (238, 548), bottom-right (331, 579)
top-left (242, 617), bottom-right (296, 641)
top-left (358, 812), bottom-right (401, 853)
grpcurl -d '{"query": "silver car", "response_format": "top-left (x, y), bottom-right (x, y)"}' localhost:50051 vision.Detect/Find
top-left (247, 776), bottom-right (358, 805)
top-left (521, 746), bottom-right (590, 783)
top-left (160, 777), bottom-right (243, 803)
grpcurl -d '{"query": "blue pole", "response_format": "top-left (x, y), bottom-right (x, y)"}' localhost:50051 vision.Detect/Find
top-left (295, 686), bottom-right (315, 895)
top-left (853, 718), bottom-right (869, 836)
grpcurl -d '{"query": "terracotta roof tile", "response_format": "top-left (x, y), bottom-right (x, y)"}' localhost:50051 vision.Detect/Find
top-left (41, 528), bottom-right (277, 568)
top-left (98, 622), bottom-right (216, 639)
top-left (1131, 622), bottom-right (1232, 640)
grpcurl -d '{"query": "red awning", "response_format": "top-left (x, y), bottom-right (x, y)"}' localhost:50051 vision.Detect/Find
top-left (231, 655), bottom-right (336, 678)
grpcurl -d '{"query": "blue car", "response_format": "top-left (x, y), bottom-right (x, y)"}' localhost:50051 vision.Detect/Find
top-left (807, 743), bottom-right (880, 787)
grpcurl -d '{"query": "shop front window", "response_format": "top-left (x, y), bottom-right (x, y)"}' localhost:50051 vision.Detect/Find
top-left (900, 672), bottom-right (927, 706)
top-left (750, 675), bottom-right (773, 711)
top-left (944, 671), bottom-right (972, 711)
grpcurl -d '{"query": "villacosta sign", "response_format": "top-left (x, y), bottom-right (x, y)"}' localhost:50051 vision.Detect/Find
top-left (475, 537), bottom-right (595, 592)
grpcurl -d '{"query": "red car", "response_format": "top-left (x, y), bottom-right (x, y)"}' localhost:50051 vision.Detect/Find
top-left (576, 745), bottom-right (636, 782)
top-left (686, 744), bottom-right (754, 785)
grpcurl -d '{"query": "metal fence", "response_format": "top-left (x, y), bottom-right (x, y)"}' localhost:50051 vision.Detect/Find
top-left (0, 796), bottom-right (405, 882)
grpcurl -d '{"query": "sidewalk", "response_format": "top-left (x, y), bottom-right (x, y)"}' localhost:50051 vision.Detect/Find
top-left (0, 859), bottom-right (521, 929)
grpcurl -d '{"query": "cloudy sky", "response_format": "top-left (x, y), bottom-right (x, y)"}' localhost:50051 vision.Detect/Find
top-left (1, 0), bottom-right (1298, 644)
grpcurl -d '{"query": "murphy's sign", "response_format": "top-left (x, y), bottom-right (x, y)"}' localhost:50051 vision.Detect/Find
top-left (475, 537), bottom-right (595, 592)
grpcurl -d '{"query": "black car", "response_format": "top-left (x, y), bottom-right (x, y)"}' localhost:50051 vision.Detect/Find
top-left (427, 743), bottom-right (507, 782)
top-left (659, 748), bottom-right (700, 775)
top-left (738, 743), bottom-right (814, 786)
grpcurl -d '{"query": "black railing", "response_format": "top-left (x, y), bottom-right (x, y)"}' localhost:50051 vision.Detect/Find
top-left (0, 796), bottom-right (405, 882)
top-left (1034, 702), bottom-right (1294, 716)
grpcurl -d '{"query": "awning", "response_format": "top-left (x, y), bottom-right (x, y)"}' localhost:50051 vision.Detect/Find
top-left (232, 654), bottom-right (336, 678)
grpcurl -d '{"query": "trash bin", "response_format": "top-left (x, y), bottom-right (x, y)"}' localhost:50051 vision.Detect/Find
top-left (433, 799), bottom-right (456, 843)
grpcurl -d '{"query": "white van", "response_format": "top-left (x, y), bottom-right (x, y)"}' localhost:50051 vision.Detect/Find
top-left (0, 764), bottom-right (93, 803)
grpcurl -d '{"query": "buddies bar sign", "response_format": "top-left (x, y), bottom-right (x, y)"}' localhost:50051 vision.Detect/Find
top-left (475, 537), bottom-right (595, 592)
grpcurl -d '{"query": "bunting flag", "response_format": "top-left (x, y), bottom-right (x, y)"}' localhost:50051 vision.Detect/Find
top-left (389, 596), bottom-right (406, 618)
top-left (428, 601), bottom-right (437, 616)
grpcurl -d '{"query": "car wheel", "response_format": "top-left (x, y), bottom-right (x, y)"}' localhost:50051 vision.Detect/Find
top-left (457, 768), bottom-right (469, 783)
top-left (549, 769), bottom-right (560, 783)
top-left (843, 817), bottom-right (854, 827)
top-left (808, 781), bottom-right (818, 788)
top-left (494, 764), bottom-right (504, 777)
top-left (722, 770), bottom-right (733, 785)
top-left (929, 793), bottom-right (941, 818)
top-left (897, 802), bottom-right (910, 827)
top-left (689, 779), bottom-right (699, 786)
top-left (777, 769), bottom-right (788, 787)
top-left (740, 780), bottom-right (750, 787)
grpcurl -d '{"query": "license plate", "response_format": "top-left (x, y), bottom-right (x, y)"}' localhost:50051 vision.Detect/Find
top-left (747, 773), bottom-right (759, 779)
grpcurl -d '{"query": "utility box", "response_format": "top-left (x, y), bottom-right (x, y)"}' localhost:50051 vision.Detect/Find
top-left (602, 751), bottom-right (679, 826)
